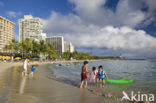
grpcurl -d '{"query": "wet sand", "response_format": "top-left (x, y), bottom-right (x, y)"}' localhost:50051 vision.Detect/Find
top-left (0, 63), bottom-right (123, 103)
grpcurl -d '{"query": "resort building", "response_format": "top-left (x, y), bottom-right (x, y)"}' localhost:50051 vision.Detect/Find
top-left (0, 16), bottom-right (15, 52)
top-left (64, 41), bottom-right (75, 53)
top-left (46, 36), bottom-right (64, 55)
top-left (19, 15), bottom-right (46, 42)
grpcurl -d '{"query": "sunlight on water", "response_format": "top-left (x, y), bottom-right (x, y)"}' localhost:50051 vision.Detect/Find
top-left (49, 59), bottom-right (156, 98)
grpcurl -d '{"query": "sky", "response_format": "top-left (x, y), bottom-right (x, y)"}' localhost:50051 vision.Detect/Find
top-left (0, 0), bottom-right (156, 58)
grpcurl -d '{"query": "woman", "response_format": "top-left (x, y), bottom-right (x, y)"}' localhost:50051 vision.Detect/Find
top-left (22, 58), bottom-right (29, 76)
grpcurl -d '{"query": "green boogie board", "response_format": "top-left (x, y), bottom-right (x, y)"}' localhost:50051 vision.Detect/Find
top-left (105, 78), bottom-right (133, 84)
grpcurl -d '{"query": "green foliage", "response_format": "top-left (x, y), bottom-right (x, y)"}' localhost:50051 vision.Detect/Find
top-left (4, 39), bottom-right (121, 60)
top-left (18, 38), bottom-right (33, 58)
top-left (32, 40), bottom-right (40, 58)
top-left (4, 38), bottom-right (57, 60)
top-left (63, 52), bottom-right (71, 60)
top-left (4, 39), bottom-right (19, 55)
top-left (91, 56), bottom-right (121, 60)
top-left (39, 40), bottom-right (48, 55)
top-left (62, 51), bottom-right (121, 60)
top-left (47, 43), bottom-right (57, 59)
top-left (62, 51), bottom-right (91, 60)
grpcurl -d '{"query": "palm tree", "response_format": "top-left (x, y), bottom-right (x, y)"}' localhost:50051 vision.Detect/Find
top-left (47, 43), bottom-right (57, 59)
top-left (4, 39), bottom-right (18, 55)
top-left (39, 40), bottom-right (49, 59)
top-left (18, 38), bottom-right (33, 58)
top-left (32, 40), bottom-right (40, 58)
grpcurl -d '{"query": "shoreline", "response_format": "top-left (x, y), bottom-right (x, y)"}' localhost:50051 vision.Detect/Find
top-left (0, 63), bottom-right (122, 103)
top-left (0, 60), bottom-right (154, 103)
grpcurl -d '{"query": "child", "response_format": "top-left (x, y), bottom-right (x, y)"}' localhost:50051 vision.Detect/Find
top-left (98, 65), bottom-right (108, 88)
top-left (29, 65), bottom-right (36, 77)
top-left (80, 61), bottom-right (89, 88)
top-left (91, 67), bottom-right (98, 82)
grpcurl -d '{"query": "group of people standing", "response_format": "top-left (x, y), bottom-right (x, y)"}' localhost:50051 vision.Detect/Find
top-left (22, 58), bottom-right (36, 77)
top-left (80, 61), bottom-right (108, 88)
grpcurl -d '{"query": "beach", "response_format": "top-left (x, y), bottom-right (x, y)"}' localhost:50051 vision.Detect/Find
top-left (0, 62), bottom-right (122, 103)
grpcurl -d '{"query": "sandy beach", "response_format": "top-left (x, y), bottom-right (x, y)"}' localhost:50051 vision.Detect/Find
top-left (0, 62), bottom-right (124, 103)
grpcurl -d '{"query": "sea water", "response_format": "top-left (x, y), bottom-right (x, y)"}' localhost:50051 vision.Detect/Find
top-left (48, 59), bottom-right (156, 99)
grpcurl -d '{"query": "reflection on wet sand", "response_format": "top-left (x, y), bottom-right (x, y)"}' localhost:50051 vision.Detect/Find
top-left (19, 76), bottom-right (26, 94)
top-left (1, 65), bottom-right (122, 103)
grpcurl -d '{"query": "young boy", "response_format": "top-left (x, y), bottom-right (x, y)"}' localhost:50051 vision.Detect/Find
top-left (98, 65), bottom-right (108, 88)
top-left (29, 65), bottom-right (36, 77)
top-left (80, 61), bottom-right (89, 88)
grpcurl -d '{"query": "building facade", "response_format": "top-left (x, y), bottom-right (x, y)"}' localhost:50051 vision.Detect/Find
top-left (0, 16), bottom-right (15, 52)
top-left (46, 36), bottom-right (64, 55)
top-left (19, 15), bottom-right (46, 42)
top-left (64, 41), bottom-right (74, 53)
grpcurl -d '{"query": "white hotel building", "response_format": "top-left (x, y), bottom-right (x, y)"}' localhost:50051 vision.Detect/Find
top-left (19, 15), bottom-right (46, 42)
top-left (0, 16), bottom-right (15, 52)
top-left (46, 36), bottom-right (74, 55)
top-left (64, 41), bottom-right (74, 53)
top-left (46, 36), bottom-right (64, 55)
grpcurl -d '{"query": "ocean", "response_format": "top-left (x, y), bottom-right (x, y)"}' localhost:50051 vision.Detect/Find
top-left (48, 59), bottom-right (156, 100)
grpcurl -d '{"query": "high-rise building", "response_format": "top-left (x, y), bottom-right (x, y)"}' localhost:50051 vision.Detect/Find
top-left (46, 36), bottom-right (64, 55)
top-left (19, 15), bottom-right (46, 42)
top-left (64, 41), bottom-right (75, 53)
top-left (0, 16), bottom-right (15, 52)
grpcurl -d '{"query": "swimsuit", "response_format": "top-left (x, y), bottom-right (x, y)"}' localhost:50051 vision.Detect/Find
top-left (98, 70), bottom-right (106, 79)
top-left (81, 72), bottom-right (87, 81)
top-left (31, 67), bottom-right (35, 72)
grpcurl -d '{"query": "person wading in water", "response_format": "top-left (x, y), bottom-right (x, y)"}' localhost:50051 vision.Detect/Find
top-left (80, 61), bottom-right (89, 88)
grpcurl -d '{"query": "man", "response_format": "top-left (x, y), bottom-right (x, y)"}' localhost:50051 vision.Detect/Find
top-left (80, 61), bottom-right (89, 88)
top-left (22, 58), bottom-right (29, 76)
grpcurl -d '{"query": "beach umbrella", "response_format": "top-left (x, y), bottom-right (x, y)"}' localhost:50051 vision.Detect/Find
top-left (0, 55), bottom-right (2, 59)
top-left (14, 57), bottom-right (21, 60)
top-left (2, 56), bottom-right (6, 59)
top-left (5, 56), bottom-right (11, 60)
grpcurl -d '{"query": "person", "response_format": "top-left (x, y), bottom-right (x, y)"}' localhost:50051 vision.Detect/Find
top-left (93, 67), bottom-right (99, 83)
top-left (29, 65), bottom-right (36, 77)
top-left (98, 65), bottom-right (108, 88)
top-left (88, 67), bottom-right (98, 82)
top-left (80, 61), bottom-right (89, 88)
top-left (22, 58), bottom-right (29, 76)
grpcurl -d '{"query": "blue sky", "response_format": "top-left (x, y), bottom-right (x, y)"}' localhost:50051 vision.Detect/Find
top-left (0, 0), bottom-right (156, 58)
top-left (0, 0), bottom-right (73, 37)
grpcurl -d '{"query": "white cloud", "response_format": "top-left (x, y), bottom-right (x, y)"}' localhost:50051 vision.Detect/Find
top-left (0, 1), bottom-right (4, 7)
top-left (6, 11), bottom-right (22, 18)
top-left (69, 0), bottom-right (146, 28)
top-left (43, 0), bottom-right (156, 57)
top-left (43, 12), bottom-right (156, 50)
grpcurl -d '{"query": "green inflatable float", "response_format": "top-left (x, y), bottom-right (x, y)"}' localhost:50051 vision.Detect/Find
top-left (105, 78), bottom-right (133, 84)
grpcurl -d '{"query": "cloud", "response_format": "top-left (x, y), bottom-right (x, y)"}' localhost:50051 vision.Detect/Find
top-left (0, 1), bottom-right (4, 7)
top-left (6, 11), bottom-right (22, 18)
top-left (43, 0), bottom-right (156, 58)
top-left (43, 12), bottom-right (156, 50)
top-left (65, 26), bottom-right (156, 53)
top-left (69, 0), bottom-right (146, 28)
